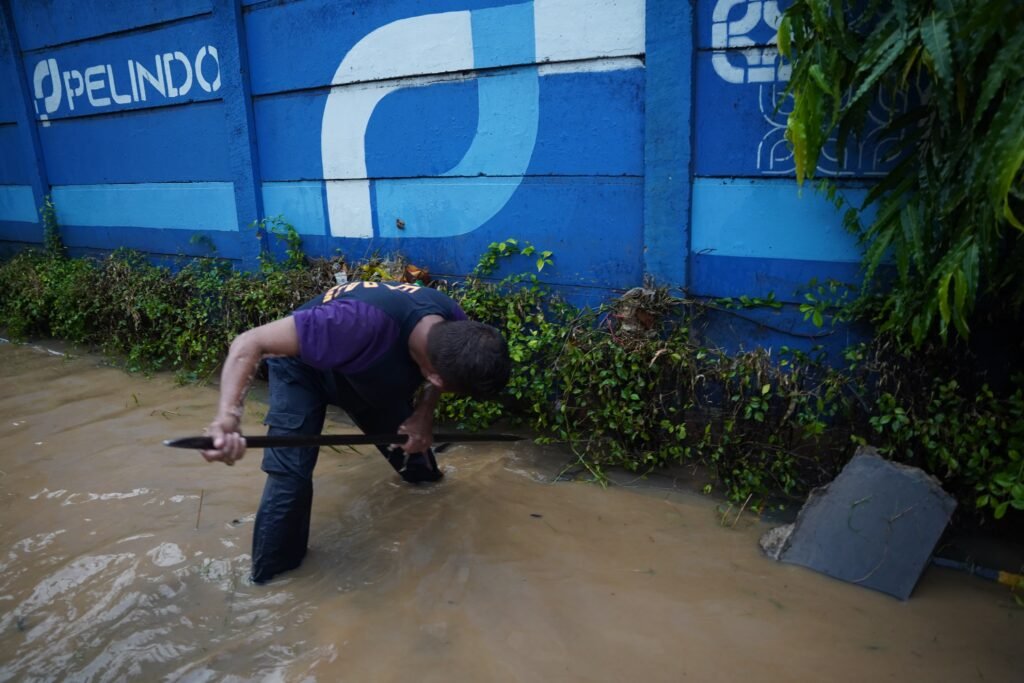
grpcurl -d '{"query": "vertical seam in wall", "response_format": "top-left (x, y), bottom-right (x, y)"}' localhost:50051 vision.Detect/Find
top-left (683, 0), bottom-right (696, 294)
top-left (216, 0), bottom-right (265, 268)
top-left (642, 0), bottom-right (693, 291)
top-left (1, 0), bottom-right (50, 230)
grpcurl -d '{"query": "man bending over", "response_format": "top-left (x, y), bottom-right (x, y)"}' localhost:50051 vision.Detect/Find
top-left (200, 280), bottom-right (511, 583)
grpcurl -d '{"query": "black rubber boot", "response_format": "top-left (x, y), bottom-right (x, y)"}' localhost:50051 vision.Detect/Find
top-left (383, 446), bottom-right (444, 483)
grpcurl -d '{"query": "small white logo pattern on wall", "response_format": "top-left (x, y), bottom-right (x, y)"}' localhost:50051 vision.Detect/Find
top-left (711, 0), bottom-right (913, 177)
top-left (710, 0), bottom-right (790, 84)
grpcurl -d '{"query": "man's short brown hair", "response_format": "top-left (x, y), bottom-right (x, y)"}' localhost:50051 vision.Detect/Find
top-left (427, 321), bottom-right (511, 399)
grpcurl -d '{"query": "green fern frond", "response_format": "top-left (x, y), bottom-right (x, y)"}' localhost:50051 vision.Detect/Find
top-left (847, 30), bottom-right (913, 111)
top-left (920, 12), bottom-right (954, 85)
top-left (984, 87), bottom-right (1024, 230)
top-left (782, 0), bottom-right (1024, 346)
top-left (971, 29), bottom-right (1024, 129)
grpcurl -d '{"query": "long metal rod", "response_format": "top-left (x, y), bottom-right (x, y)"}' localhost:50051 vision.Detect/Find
top-left (164, 432), bottom-right (523, 450)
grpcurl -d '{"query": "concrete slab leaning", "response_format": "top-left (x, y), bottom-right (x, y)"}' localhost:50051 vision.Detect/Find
top-left (759, 446), bottom-right (957, 600)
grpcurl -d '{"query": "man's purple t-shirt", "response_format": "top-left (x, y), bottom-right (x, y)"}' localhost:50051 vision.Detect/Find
top-left (291, 281), bottom-right (467, 374)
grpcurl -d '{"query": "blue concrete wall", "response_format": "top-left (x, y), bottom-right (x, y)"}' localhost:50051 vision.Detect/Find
top-left (0, 0), bottom-right (895, 350)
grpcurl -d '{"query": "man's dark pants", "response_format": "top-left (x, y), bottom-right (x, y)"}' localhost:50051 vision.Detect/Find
top-left (251, 356), bottom-right (441, 583)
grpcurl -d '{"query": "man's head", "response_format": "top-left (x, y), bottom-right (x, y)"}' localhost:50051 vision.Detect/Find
top-left (426, 320), bottom-right (511, 399)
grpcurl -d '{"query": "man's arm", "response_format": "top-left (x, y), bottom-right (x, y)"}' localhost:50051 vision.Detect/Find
top-left (202, 316), bottom-right (300, 466)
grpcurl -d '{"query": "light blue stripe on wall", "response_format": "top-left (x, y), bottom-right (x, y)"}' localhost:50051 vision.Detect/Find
top-left (261, 182), bottom-right (326, 236)
top-left (0, 185), bottom-right (39, 223)
top-left (377, 177), bottom-right (526, 238)
top-left (51, 183), bottom-right (238, 231)
top-left (471, 3), bottom-right (536, 68)
top-left (691, 178), bottom-right (868, 263)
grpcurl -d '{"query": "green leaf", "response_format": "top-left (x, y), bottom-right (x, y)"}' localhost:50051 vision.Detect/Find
top-left (806, 0), bottom-right (833, 34)
top-left (847, 29), bottom-right (913, 112)
top-left (899, 43), bottom-right (922, 86)
top-left (994, 473), bottom-right (1015, 489)
top-left (828, 0), bottom-right (845, 31)
top-left (971, 29), bottom-right (1024, 129)
top-left (937, 271), bottom-right (952, 333)
top-left (809, 64), bottom-right (834, 98)
top-left (919, 12), bottom-right (953, 88)
top-left (786, 116), bottom-right (810, 185)
top-left (952, 268), bottom-right (969, 338)
top-left (777, 14), bottom-right (792, 59)
top-left (985, 88), bottom-right (1024, 231)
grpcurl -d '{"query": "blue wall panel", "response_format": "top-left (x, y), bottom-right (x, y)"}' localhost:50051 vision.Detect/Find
top-left (331, 174), bottom-right (643, 289)
top-left (11, 0), bottom-right (211, 51)
top-left (694, 56), bottom-right (794, 178)
top-left (0, 125), bottom-right (30, 184)
top-left (691, 254), bottom-right (862, 302)
top-left (692, 304), bottom-right (869, 364)
top-left (58, 225), bottom-right (241, 260)
top-left (691, 178), bottom-right (865, 263)
top-left (688, 177), bottom-right (874, 303)
top-left (527, 68), bottom-right (644, 176)
top-left (19, 17), bottom-right (222, 122)
top-left (39, 102), bottom-right (231, 184)
top-left (1, 20), bottom-right (26, 186)
top-left (0, 219), bottom-right (39, 245)
top-left (262, 182), bottom-right (326, 236)
top-left (243, 0), bottom-right (520, 96)
top-left (255, 64), bottom-right (644, 184)
top-left (0, 40), bottom-right (19, 123)
top-left (0, 184), bottom-right (37, 223)
top-left (366, 68), bottom-right (643, 178)
top-left (252, 93), bottom-right (331, 181)
top-left (366, 79), bottom-right (487, 178)
top-left (695, 53), bottom-right (907, 179)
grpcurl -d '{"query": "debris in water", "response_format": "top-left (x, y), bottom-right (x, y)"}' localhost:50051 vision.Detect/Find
top-left (195, 489), bottom-right (205, 530)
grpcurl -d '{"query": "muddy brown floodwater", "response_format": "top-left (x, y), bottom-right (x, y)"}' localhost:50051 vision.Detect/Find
top-left (0, 341), bottom-right (1020, 682)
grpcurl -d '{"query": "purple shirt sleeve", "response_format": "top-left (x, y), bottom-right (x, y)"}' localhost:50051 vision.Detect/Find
top-left (292, 300), bottom-right (399, 372)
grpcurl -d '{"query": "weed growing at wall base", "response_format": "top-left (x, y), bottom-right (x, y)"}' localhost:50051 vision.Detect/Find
top-left (0, 234), bottom-right (1021, 524)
